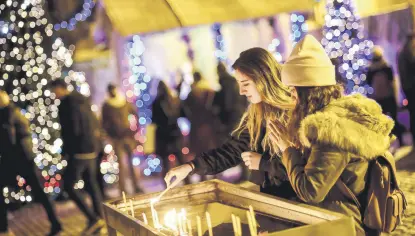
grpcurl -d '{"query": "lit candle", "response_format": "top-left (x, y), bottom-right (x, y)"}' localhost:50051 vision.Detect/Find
top-left (246, 211), bottom-right (255, 236)
top-left (129, 200), bottom-right (135, 218)
top-left (142, 212), bottom-right (148, 225)
top-left (249, 205), bottom-right (257, 235)
top-left (178, 210), bottom-right (183, 234)
top-left (196, 216), bottom-right (202, 236)
top-left (181, 209), bottom-right (187, 234)
top-left (150, 199), bottom-right (160, 228)
top-left (205, 212), bottom-right (213, 236)
top-left (187, 219), bottom-right (193, 236)
top-left (236, 216), bottom-right (242, 236)
top-left (231, 214), bottom-right (237, 236)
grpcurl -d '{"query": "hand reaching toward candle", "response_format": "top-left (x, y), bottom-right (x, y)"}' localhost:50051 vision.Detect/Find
top-left (164, 163), bottom-right (193, 188)
top-left (241, 151), bottom-right (262, 170)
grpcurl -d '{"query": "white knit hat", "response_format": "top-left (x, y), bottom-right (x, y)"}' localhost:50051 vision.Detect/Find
top-left (282, 35), bottom-right (336, 86)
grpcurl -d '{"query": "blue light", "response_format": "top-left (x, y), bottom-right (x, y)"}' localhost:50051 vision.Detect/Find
top-left (144, 168), bottom-right (151, 176)
top-left (136, 100), bottom-right (143, 108)
top-left (61, 21), bottom-right (67, 28)
top-left (54, 24), bottom-right (60, 30)
top-left (139, 117), bottom-right (146, 125)
top-left (142, 94), bottom-right (150, 101)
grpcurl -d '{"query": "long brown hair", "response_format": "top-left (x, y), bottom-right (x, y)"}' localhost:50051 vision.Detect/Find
top-left (288, 85), bottom-right (344, 147)
top-left (232, 48), bottom-right (295, 155)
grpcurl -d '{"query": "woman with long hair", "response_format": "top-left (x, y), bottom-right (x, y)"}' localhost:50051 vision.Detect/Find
top-left (164, 48), bottom-right (297, 198)
top-left (269, 35), bottom-right (394, 236)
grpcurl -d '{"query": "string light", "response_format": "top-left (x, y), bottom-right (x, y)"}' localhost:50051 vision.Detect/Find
top-left (321, 0), bottom-right (373, 94)
top-left (124, 35), bottom-right (160, 176)
top-left (290, 12), bottom-right (308, 46)
top-left (53, 0), bottom-right (95, 31)
top-left (212, 23), bottom-right (227, 62)
top-left (267, 18), bottom-right (283, 62)
top-left (0, 0), bottom-right (97, 202)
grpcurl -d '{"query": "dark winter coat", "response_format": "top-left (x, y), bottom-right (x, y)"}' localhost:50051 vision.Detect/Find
top-left (398, 43), bottom-right (415, 91)
top-left (102, 95), bottom-right (137, 139)
top-left (367, 61), bottom-right (395, 100)
top-left (58, 92), bottom-right (99, 156)
top-left (0, 103), bottom-right (34, 162)
top-left (281, 94), bottom-right (394, 236)
top-left (212, 73), bottom-right (247, 139)
top-left (191, 127), bottom-right (296, 199)
top-left (152, 95), bottom-right (183, 156)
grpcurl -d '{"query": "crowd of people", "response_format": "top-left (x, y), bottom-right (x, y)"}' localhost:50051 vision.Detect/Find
top-left (0, 33), bottom-right (414, 235)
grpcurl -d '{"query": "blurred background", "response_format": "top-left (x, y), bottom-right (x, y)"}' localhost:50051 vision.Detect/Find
top-left (1, 0), bottom-right (415, 234)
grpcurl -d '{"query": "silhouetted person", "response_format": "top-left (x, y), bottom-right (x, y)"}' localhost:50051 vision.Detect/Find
top-left (50, 80), bottom-right (104, 234)
top-left (367, 46), bottom-right (404, 145)
top-left (213, 62), bottom-right (248, 143)
top-left (102, 84), bottom-right (141, 194)
top-left (152, 81), bottom-right (188, 185)
top-left (0, 90), bottom-right (62, 236)
top-left (398, 33), bottom-right (415, 144)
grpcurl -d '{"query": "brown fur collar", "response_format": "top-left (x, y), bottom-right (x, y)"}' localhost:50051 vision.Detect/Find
top-left (298, 94), bottom-right (394, 159)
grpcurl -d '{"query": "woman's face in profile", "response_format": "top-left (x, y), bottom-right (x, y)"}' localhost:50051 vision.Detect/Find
top-left (234, 70), bottom-right (262, 104)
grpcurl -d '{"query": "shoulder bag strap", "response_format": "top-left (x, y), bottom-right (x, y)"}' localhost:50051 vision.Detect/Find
top-left (336, 180), bottom-right (362, 209)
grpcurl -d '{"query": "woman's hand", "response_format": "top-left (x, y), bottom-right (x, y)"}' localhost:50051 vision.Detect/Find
top-left (164, 164), bottom-right (193, 188)
top-left (267, 121), bottom-right (291, 152)
top-left (241, 151), bottom-right (262, 170)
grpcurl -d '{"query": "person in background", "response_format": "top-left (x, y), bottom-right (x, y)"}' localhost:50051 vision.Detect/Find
top-left (213, 62), bottom-right (248, 143)
top-left (182, 71), bottom-right (219, 156)
top-left (0, 90), bottom-right (62, 236)
top-left (49, 80), bottom-right (105, 234)
top-left (272, 35), bottom-right (393, 236)
top-left (398, 33), bottom-right (415, 145)
top-left (367, 46), bottom-right (404, 146)
top-left (152, 80), bottom-right (188, 185)
top-left (164, 48), bottom-right (297, 201)
top-left (102, 84), bottom-right (142, 194)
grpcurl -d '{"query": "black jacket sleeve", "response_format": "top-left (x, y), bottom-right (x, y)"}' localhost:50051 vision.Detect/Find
top-left (13, 107), bottom-right (35, 160)
top-left (191, 129), bottom-right (251, 175)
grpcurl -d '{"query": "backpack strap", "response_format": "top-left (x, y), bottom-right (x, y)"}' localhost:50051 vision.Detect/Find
top-left (336, 179), bottom-right (362, 209)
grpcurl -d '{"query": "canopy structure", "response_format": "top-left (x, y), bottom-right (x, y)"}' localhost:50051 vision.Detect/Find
top-left (102, 0), bottom-right (317, 36)
top-left (102, 0), bottom-right (414, 36)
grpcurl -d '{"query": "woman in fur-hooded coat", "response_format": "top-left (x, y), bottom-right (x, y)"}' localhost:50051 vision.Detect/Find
top-left (271, 35), bottom-right (394, 236)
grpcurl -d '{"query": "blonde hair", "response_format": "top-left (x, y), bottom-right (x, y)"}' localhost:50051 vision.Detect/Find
top-left (231, 48), bottom-right (295, 155)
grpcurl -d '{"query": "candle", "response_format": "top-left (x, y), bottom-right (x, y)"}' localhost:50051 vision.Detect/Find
top-left (196, 216), bottom-right (202, 236)
top-left (249, 205), bottom-right (257, 235)
top-left (246, 211), bottom-right (255, 236)
top-left (236, 216), bottom-right (242, 236)
top-left (181, 209), bottom-right (187, 233)
top-left (187, 219), bottom-right (193, 236)
top-left (231, 214), bottom-right (237, 236)
top-left (150, 199), bottom-right (160, 228)
top-left (122, 191), bottom-right (127, 206)
top-left (178, 211), bottom-right (183, 233)
top-left (129, 200), bottom-right (135, 218)
top-left (205, 212), bottom-right (213, 236)
top-left (142, 213), bottom-right (148, 225)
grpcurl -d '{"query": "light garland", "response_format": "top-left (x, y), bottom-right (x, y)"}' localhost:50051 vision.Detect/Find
top-left (267, 18), bottom-right (283, 63)
top-left (124, 35), bottom-right (160, 176)
top-left (321, 0), bottom-right (373, 94)
top-left (53, 0), bottom-right (95, 31)
top-left (212, 23), bottom-right (227, 62)
top-left (290, 12), bottom-right (308, 46)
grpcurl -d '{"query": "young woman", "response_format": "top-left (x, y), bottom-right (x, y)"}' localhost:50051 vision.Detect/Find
top-left (270, 35), bottom-right (393, 236)
top-left (164, 47), bottom-right (297, 199)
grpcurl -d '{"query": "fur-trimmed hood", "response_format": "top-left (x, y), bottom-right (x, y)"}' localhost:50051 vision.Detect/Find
top-left (298, 94), bottom-right (394, 159)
